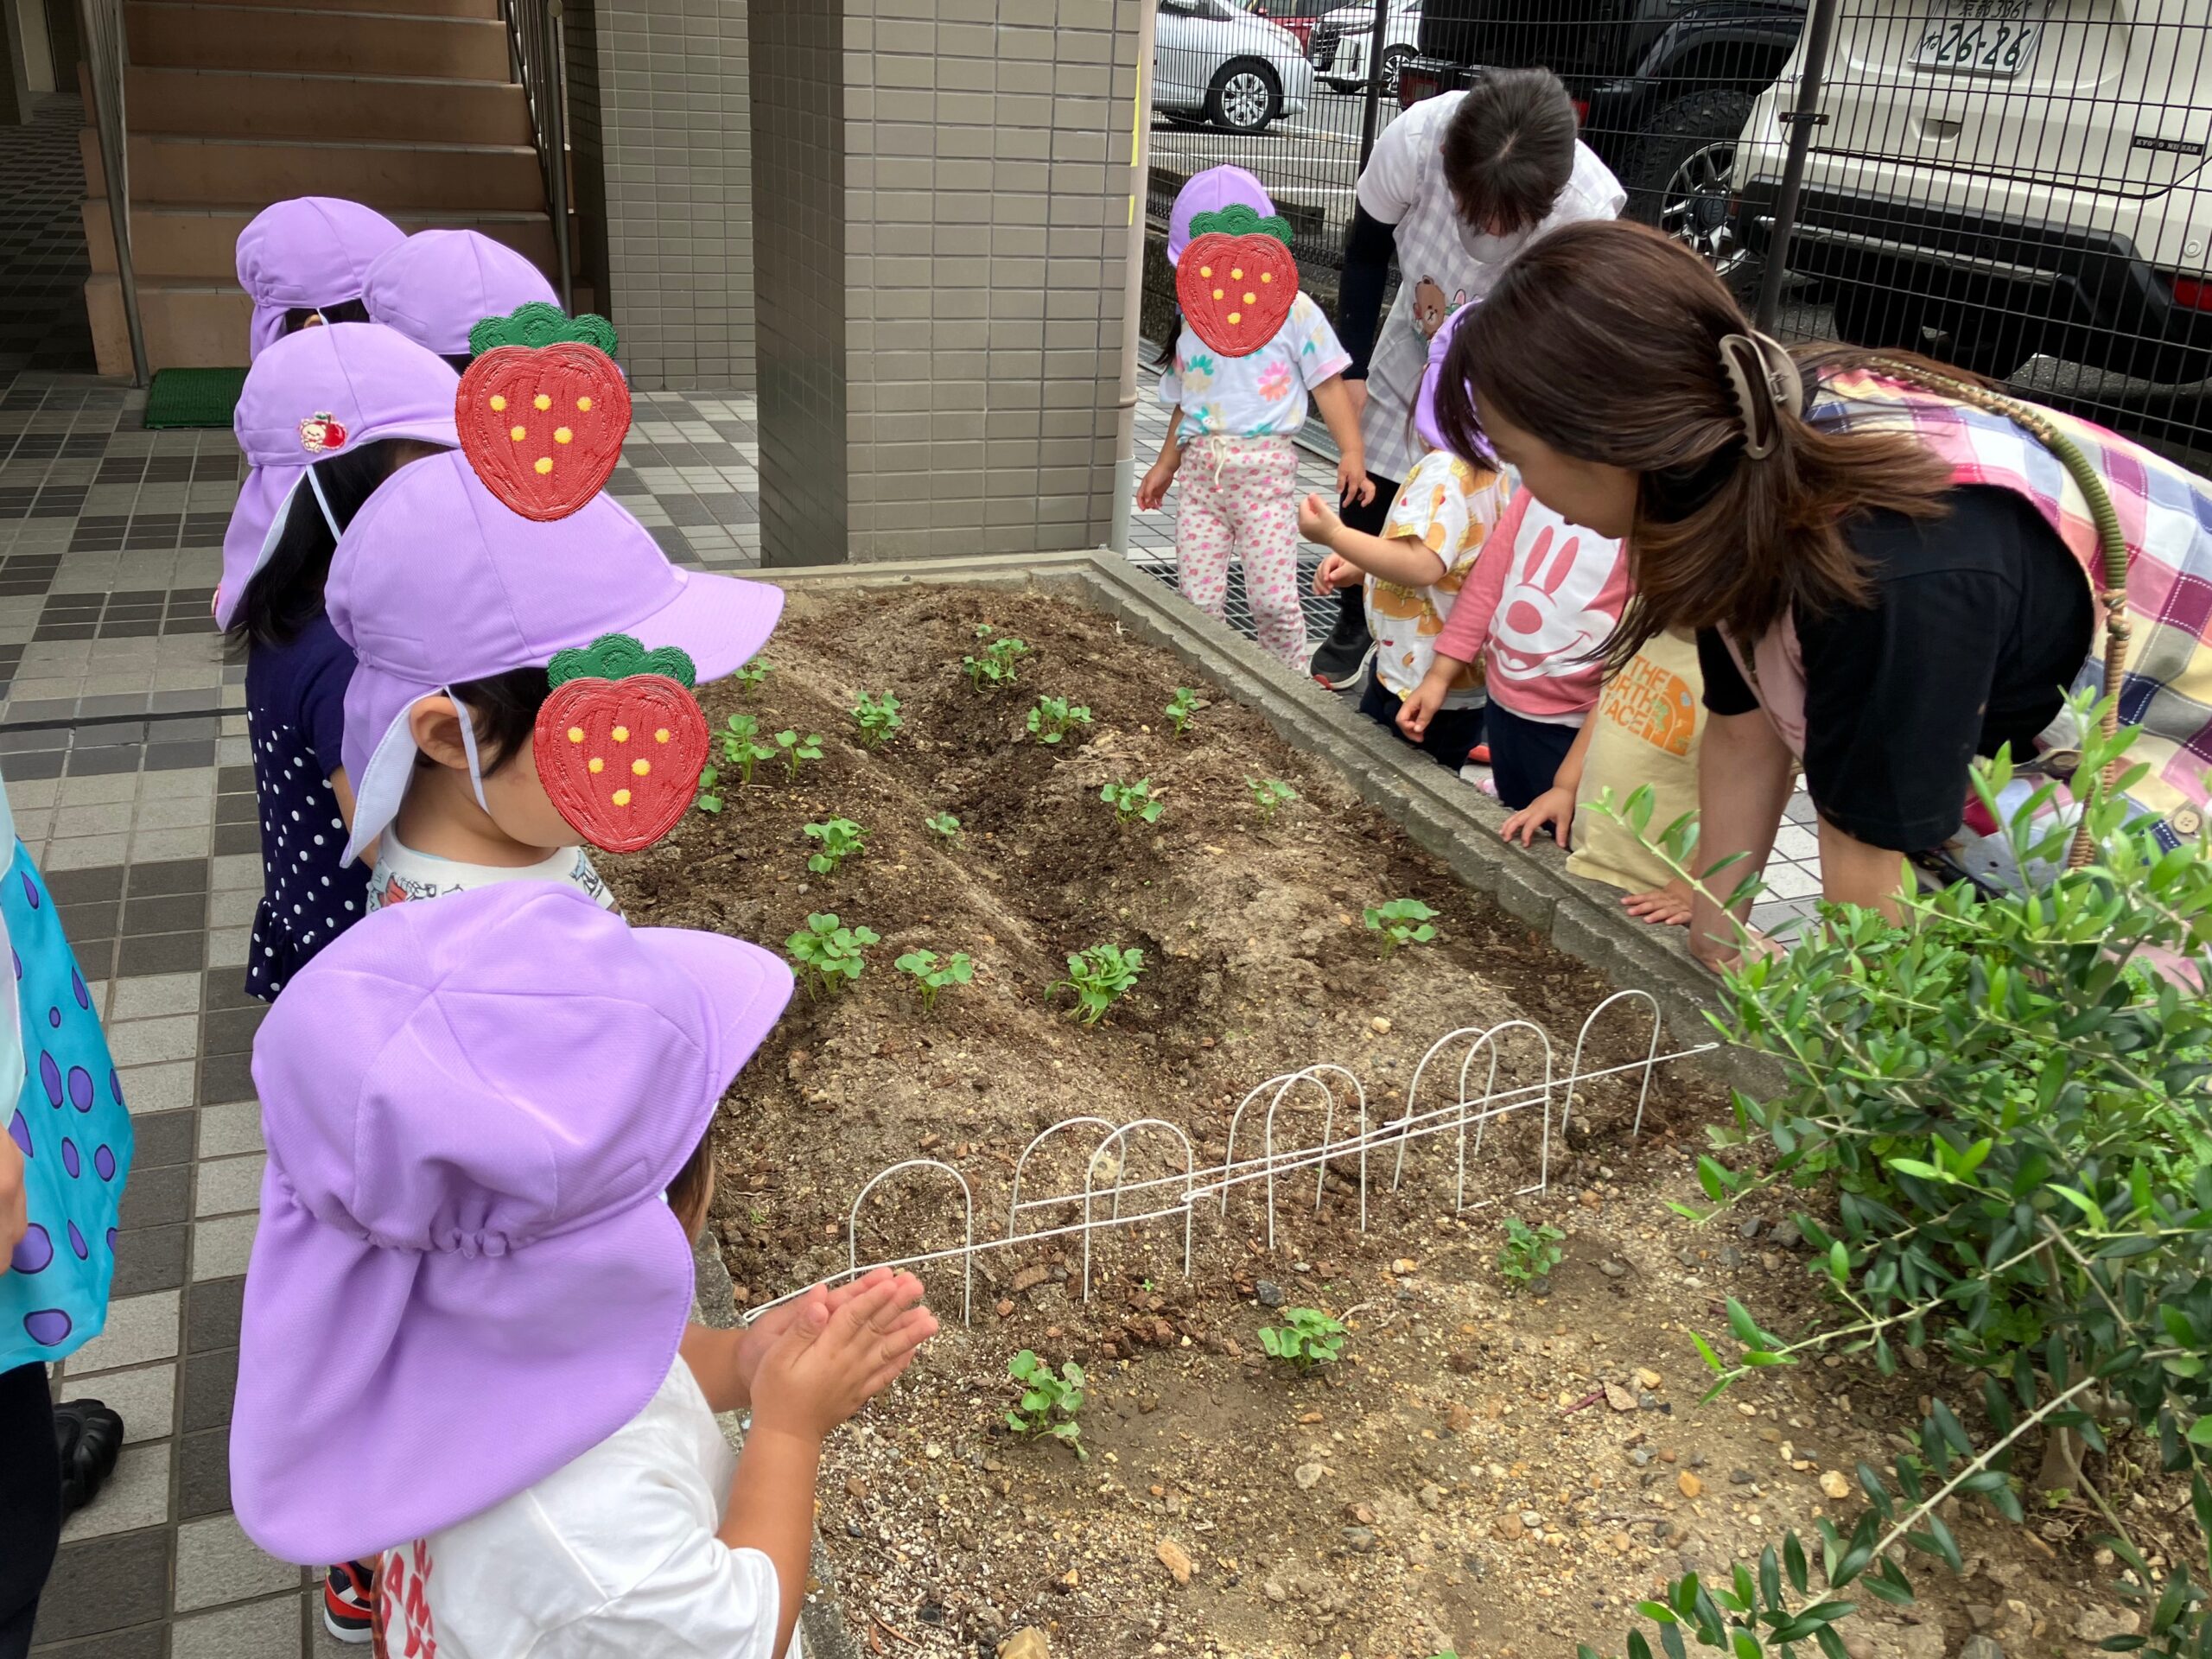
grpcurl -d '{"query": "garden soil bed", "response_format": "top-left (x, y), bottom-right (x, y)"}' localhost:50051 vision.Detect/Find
top-left (605, 585), bottom-right (2158, 1659)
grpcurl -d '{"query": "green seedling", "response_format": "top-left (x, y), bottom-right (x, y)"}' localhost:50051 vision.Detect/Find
top-left (925, 811), bottom-right (963, 845)
top-left (1365, 898), bottom-right (1439, 956)
top-left (1259, 1307), bottom-right (1347, 1374)
top-left (696, 766), bottom-right (723, 814)
top-left (731, 657), bottom-right (772, 697)
top-left (1248, 778), bottom-right (1297, 822)
top-left (1006, 1349), bottom-right (1086, 1458)
top-left (776, 729), bottom-right (824, 779)
top-left (1497, 1216), bottom-right (1565, 1290)
top-left (1058, 943), bottom-right (1143, 1026)
top-left (785, 912), bottom-right (878, 997)
top-left (803, 817), bottom-right (865, 877)
top-left (719, 713), bottom-right (776, 786)
top-left (1027, 696), bottom-right (1092, 747)
top-left (894, 948), bottom-right (974, 1014)
top-left (1101, 778), bottom-right (1164, 827)
top-left (851, 691), bottom-right (903, 749)
top-left (963, 633), bottom-right (1031, 690)
top-left (1166, 687), bottom-right (1199, 736)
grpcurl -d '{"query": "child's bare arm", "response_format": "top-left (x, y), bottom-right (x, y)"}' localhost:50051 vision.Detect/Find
top-left (1296, 494), bottom-right (1446, 587)
top-left (1309, 376), bottom-right (1372, 506)
top-left (1395, 651), bottom-right (1478, 741)
top-left (721, 1274), bottom-right (937, 1656)
top-left (1137, 410), bottom-right (1185, 512)
top-left (1500, 717), bottom-right (1600, 849)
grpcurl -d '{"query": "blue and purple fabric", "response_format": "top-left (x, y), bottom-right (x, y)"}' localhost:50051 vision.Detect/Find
top-left (0, 774), bottom-right (130, 1370)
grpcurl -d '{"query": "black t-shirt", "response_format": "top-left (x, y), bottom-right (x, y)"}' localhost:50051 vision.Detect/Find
top-left (1698, 486), bottom-right (2092, 853)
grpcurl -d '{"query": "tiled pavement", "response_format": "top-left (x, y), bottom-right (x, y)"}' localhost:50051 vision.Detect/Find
top-left (4, 89), bottom-right (1820, 1659)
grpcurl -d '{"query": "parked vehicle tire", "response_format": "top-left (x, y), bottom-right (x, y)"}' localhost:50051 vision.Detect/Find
top-left (1207, 58), bottom-right (1283, 131)
top-left (1322, 77), bottom-right (1360, 94)
top-left (1379, 45), bottom-right (1412, 99)
top-left (1622, 89), bottom-right (1759, 298)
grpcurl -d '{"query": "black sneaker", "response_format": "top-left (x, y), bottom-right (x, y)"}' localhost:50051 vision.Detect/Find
top-left (323, 1560), bottom-right (378, 1645)
top-left (54, 1398), bottom-right (124, 1520)
top-left (1308, 590), bottom-right (1373, 690)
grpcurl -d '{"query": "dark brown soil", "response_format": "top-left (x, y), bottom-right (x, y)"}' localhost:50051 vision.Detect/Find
top-left (600, 585), bottom-right (2136, 1659)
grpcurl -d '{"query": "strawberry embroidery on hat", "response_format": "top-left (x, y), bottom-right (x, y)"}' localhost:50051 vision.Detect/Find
top-left (534, 632), bottom-right (710, 855)
top-left (1174, 203), bottom-right (1299, 360)
top-left (455, 305), bottom-right (632, 522)
top-left (298, 412), bottom-right (347, 454)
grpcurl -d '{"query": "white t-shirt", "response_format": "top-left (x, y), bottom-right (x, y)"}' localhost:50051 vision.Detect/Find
top-left (366, 826), bottom-right (614, 913)
top-left (1366, 448), bottom-right (1513, 702)
top-left (1158, 292), bottom-right (1351, 438)
top-left (374, 1357), bottom-right (792, 1659)
top-left (1354, 94), bottom-right (1626, 482)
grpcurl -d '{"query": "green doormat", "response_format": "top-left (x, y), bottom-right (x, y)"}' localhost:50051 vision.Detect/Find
top-left (143, 366), bottom-right (248, 429)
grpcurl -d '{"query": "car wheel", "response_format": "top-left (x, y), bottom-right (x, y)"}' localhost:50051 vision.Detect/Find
top-left (1206, 58), bottom-right (1282, 130)
top-left (1379, 45), bottom-right (1412, 99)
top-left (1622, 89), bottom-right (1758, 297)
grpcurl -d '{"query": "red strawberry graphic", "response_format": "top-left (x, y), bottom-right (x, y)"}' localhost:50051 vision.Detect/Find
top-left (1174, 204), bottom-right (1300, 359)
top-left (533, 632), bottom-right (709, 854)
top-left (455, 304), bottom-right (632, 522)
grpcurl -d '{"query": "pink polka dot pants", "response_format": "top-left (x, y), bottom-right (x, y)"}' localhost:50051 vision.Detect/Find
top-left (1175, 435), bottom-right (1306, 671)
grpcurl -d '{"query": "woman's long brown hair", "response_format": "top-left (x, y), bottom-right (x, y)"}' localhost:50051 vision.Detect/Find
top-left (1432, 221), bottom-right (1961, 671)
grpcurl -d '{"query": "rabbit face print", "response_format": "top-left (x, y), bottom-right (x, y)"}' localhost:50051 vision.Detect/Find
top-left (1489, 501), bottom-right (1625, 688)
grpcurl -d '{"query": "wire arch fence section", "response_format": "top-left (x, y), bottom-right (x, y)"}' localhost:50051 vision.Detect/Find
top-left (743, 989), bottom-right (1717, 1329)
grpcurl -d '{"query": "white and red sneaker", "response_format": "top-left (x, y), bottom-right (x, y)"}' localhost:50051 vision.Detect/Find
top-left (322, 1560), bottom-right (376, 1645)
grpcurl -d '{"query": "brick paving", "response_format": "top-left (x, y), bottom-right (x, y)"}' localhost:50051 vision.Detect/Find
top-left (3, 86), bottom-right (1825, 1659)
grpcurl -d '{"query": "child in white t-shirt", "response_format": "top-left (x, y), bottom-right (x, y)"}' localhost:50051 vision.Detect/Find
top-left (1300, 306), bottom-right (1511, 771)
top-left (1140, 168), bottom-right (1370, 671)
top-left (230, 881), bottom-right (939, 1659)
top-left (323, 448), bottom-right (782, 916)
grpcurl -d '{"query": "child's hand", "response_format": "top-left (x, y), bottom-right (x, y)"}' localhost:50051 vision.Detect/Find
top-left (1137, 453), bottom-right (1179, 513)
top-left (1500, 785), bottom-right (1577, 849)
top-left (1312, 552), bottom-right (1360, 596)
top-left (722, 1268), bottom-right (908, 1408)
top-left (1623, 879), bottom-right (1694, 926)
top-left (1336, 454), bottom-right (1375, 508)
top-left (1395, 677), bottom-right (1450, 741)
top-left (1297, 492), bottom-right (1344, 550)
top-left (749, 1273), bottom-right (938, 1444)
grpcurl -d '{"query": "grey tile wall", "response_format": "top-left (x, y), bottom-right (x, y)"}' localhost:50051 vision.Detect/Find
top-left (747, 0), bottom-right (1143, 566)
top-left (588, 0), bottom-right (757, 393)
top-left (748, 0), bottom-right (847, 568)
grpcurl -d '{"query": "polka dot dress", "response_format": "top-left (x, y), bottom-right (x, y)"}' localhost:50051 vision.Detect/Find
top-left (1, 843), bottom-right (131, 1370)
top-left (245, 615), bottom-right (371, 1001)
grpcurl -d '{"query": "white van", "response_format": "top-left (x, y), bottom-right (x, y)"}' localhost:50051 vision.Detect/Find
top-left (1734, 0), bottom-right (2212, 401)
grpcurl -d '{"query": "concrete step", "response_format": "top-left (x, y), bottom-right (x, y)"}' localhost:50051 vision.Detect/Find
top-left (87, 130), bottom-right (544, 213)
top-left (83, 199), bottom-right (557, 282)
top-left (125, 66), bottom-right (531, 146)
top-left (125, 2), bottom-right (509, 79)
top-left (86, 273), bottom-right (251, 373)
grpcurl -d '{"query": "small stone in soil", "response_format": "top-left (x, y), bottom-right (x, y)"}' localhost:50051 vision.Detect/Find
top-left (1730, 1469), bottom-right (1757, 1485)
top-left (1343, 1527), bottom-right (1378, 1554)
top-left (1959, 1639), bottom-right (2005, 1659)
top-left (1599, 1260), bottom-right (1628, 1279)
top-left (1419, 1483), bottom-right (1445, 1511)
top-left (1264, 1580), bottom-right (1288, 1604)
top-left (1677, 1472), bottom-right (1704, 1497)
top-left (1255, 1281), bottom-right (1285, 1308)
top-left (1294, 1463), bottom-right (1325, 1490)
top-left (1820, 1470), bottom-right (1852, 1499)
top-left (1604, 1383), bottom-right (1638, 1412)
top-left (1155, 1539), bottom-right (1193, 1586)
top-left (1635, 1368), bottom-right (1662, 1389)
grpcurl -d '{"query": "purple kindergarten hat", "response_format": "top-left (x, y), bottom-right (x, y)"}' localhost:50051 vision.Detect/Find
top-left (362, 229), bottom-right (560, 359)
top-left (1413, 302), bottom-right (1477, 456)
top-left (1166, 165), bottom-right (1275, 264)
top-left (235, 198), bottom-right (406, 362)
top-left (217, 323), bottom-right (461, 632)
top-left (230, 881), bottom-right (794, 1565)
top-left (325, 449), bottom-right (784, 865)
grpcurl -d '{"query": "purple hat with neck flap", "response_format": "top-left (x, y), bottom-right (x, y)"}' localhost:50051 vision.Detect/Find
top-left (362, 230), bottom-right (560, 359)
top-left (231, 880), bottom-right (795, 1564)
top-left (235, 198), bottom-right (406, 362)
top-left (1167, 166), bottom-right (1275, 264)
top-left (325, 449), bottom-right (784, 867)
top-left (1413, 301), bottom-right (1476, 457)
top-left (217, 323), bottom-right (461, 632)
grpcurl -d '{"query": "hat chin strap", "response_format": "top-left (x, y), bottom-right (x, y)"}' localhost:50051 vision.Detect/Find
top-left (304, 465), bottom-right (343, 542)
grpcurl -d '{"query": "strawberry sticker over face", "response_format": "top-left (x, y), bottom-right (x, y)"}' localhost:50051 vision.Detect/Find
top-left (456, 304), bottom-right (632, 522)
top-left (535, 632), bottom-right (710, 855)
top-left (1174, 204), bottom-right (1300, 359)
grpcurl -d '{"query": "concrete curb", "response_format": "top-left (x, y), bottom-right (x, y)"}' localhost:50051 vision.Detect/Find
top-left (771, 547), bottom-right (1779, 1097)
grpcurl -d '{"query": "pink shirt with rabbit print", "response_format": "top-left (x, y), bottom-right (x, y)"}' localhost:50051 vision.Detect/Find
top-left (1434, 487), bottom-right (1630, 725)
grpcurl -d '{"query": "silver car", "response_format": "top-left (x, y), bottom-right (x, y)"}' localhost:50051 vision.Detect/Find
top-left (1155, 0), bottom-right (1316, 133)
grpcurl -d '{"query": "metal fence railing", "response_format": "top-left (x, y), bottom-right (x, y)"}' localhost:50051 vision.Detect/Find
top-left (500, 0), bottom-right (573, 311)
top-left (76, 0), bottom-right (145, 386)
top-left (1145, 0), bottom-right (2212, 467)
